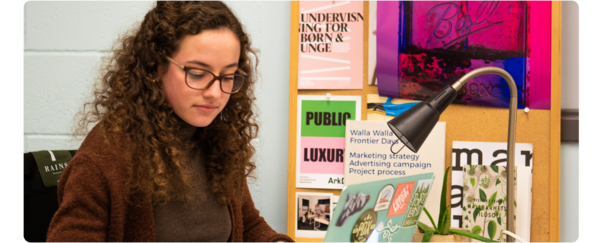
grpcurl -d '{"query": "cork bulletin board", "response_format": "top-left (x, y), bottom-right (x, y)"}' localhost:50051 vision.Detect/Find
top-left (286, 2), bottom-right (562, 242)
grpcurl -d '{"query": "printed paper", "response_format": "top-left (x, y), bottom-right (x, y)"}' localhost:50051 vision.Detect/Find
top-left (298, 1), bottom-right (364, 89)
top-left (296, 95), bottom-right (361, 189)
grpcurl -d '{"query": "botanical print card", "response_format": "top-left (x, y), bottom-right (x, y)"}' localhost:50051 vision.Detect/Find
top-left (462, 165), bottom-right (517, 242)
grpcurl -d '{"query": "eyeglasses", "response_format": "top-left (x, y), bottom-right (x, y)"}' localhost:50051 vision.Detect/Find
top-left (165, 57), bottom-right (247, 94)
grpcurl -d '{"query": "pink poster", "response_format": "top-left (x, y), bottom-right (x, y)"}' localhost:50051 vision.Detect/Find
top-left (377, 1), bottom-right (552, 110)
top-left (298, 1), bottom-right (364, 89)
top-left (300, 137), bottom-right (346, 174)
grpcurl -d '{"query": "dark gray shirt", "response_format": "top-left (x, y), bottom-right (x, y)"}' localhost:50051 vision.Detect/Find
top-left (153, 148), bottom-right (231, 242)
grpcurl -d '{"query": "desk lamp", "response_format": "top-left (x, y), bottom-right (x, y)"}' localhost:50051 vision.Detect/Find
top-left (387, 67), bottom-right (517, 242)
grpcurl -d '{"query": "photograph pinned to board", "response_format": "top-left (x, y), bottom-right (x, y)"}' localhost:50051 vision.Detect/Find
top-left (296, 95), bottom-right (361, 189)
top-left (343, 120), bottom-right (446, 224)
top-left (451, 141), bottom-right (533, 242)
top-left (298, 1), bottom-right (364, 89)
top-left (296, 192), bottom-right (334, 238)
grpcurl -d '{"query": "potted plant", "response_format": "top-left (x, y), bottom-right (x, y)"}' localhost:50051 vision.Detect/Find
top-left (412, 167), bottom-right (498, 242)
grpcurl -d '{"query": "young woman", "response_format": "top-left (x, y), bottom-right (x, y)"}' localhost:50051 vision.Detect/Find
top-left (46, 2), bottom-right (293, 242)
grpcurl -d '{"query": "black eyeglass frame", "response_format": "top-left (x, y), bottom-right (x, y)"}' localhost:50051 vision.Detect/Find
top-left (165, 56), bottom-right (247, 94)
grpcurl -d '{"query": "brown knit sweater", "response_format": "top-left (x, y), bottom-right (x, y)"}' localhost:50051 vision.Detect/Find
top-left (46, 123), bottom-right (293, 242)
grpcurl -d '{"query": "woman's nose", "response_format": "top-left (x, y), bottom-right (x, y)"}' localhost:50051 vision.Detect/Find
top-left (203, 80), bottom-right (222, 98)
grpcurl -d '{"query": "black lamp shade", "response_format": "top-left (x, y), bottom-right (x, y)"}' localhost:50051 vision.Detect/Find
top-left (387, 85), bottom-right (457, 153)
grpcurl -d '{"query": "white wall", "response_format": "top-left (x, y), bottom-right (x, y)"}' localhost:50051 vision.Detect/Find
top-left (560, 2), bottom-right (579, 242)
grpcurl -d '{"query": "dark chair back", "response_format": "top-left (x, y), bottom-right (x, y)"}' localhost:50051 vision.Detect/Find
top-left (24, 150), bottom-right (76, 242)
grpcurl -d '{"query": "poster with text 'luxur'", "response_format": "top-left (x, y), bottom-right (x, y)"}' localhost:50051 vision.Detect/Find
top-left (296, 95), bottom-right (361, 189)
top-left (343, 120), bottom-right (446, 224)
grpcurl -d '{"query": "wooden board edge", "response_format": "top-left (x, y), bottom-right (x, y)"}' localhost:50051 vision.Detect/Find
top-left (550, 1), bottom-right (562, 242)
top-left (287, 1), bottom-right (299, 238)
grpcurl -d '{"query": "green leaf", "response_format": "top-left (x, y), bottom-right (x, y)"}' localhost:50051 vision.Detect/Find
top-left (495, 178), bottom-right (501, 185)
top-left (487, 192), bottom-right (497, 208)
top-left (473, 207), bottom-right (482, 222)
top-left (448, 229), bottom-right (499, 242)
top-left (418, 222), bottom-right (435, 242)
top-left (479, 189), bottom-right (488, 202)
top-left (514, 200), bottom-right (517, 207)
top-left (470, 178), bottom-right (476, 187)
top-left (487, 221), bottom-right (497, 239)
top-left (490, 165), bottom-right (499, 173)
top-left (438, 167), bottom-right (450, 231)
top-left (440, 205), bottom-right (451, 235)
top-left (497, 217), bottom-right (502, 225)
top-left (497, 199), bottom-right (503, 205)
top-left (471, 225), bottom-right (482, 235)
top-left (423, 207), bottom-right (438, 232)
top-left (463, 206), bottom-right (466, 211)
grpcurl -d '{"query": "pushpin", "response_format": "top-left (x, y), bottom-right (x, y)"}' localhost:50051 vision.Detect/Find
top-left (326, 93), bottom-right (331, 99)
top-left (524, 107), bottom-right (529, 113)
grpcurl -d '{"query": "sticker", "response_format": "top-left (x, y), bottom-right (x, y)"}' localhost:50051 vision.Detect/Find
top-left (350, 208), bottom-right (378, 242)
top-left (336, 192), bottom-right (371, 227)
top-left (402, 179), bottom-right (434, 227)
top-left (376, 219), bottom-right (402, 243)
top-left (386, 182), bottom-right (415, 217)
top-left (374, 184), bottom-right (395, 211)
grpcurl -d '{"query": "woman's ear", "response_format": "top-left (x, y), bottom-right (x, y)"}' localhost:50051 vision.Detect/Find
top-left (156, 64), bottom-right (165, 80)
top-left (156, 62), bottom-right (169, 83)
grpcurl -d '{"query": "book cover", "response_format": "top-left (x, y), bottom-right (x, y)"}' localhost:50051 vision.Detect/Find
top-left (462, 165), bottom-right (517, 242)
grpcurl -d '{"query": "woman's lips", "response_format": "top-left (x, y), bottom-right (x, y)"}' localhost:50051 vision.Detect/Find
top-left (194, 105), bottom-right (218, 113)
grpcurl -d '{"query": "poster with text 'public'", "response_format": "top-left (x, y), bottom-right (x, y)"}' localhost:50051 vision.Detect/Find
top-left (298, 1), bottom-right (363, 89)
top-left (296, 95), bottom-right (361, 189)
top-left (343, 120), bottom-right (446, 224)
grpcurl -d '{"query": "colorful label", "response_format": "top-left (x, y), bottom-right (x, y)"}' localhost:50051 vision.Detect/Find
top-left (374, 184), bottom-right (395, 212)
top-left (403, 179), bottom-right (434, 227)
top-left (350, 208), bottom-right (378, 242)
top-left (336, 192), bottom-right (371, 227)
top-left (386, 182), bottom-right (415, 217)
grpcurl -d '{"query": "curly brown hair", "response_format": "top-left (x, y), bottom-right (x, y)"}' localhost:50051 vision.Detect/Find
top-left (74, 1), bottom-right (258, 205)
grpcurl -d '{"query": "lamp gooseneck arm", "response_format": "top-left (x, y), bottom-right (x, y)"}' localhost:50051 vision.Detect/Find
top-left (451, 67), bottom-right (518, 242)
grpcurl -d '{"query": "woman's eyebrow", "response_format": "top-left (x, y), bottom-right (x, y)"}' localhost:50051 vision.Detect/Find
top-left (187, 60), bottom-right (239, 69)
